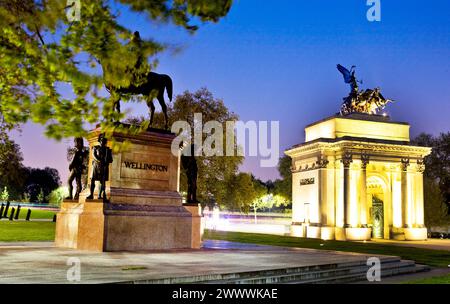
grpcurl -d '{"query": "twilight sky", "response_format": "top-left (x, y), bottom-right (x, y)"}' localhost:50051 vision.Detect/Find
top-left (11, 0), bottom-right (450, 183)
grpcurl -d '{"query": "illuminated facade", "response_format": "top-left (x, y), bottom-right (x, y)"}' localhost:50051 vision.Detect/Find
top-left (285, 113), bottom-right (431, 241)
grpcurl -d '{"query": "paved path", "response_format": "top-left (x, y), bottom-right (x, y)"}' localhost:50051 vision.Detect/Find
top-left (1, 240), bottom-right (448, 284)
top-left (0, 240), bottom-right (393, 284)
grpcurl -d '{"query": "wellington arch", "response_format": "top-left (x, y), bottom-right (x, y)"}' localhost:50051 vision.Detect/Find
top-left (285, 112), bottom-right (432, 241)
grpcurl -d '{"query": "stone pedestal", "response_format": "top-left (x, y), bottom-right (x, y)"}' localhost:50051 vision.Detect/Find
top-left (320, 227), bottom-right (335, 240)
top-left (391, 227), bottom-right (406, 241)
top-left (390, 227), bottom-right (428, 241)
top-left (335, 227), bottom-right (346, 241)
top-left (345, 227), bottom-right (372, 241)
top-left (306, 225), bottom-right (321, 239)
top-left (404, 228), bottom-right (428, 241)
top-left (55, 126), bottom-right (202, 251)
top-left (290, 224), bottom-right (306, 237)
top-left (184, 203), bottom-right (203, 249)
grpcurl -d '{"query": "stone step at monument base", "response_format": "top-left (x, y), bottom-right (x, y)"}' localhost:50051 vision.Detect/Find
top-left (204, 259), bottom-right (428, 284)
top-left (291, 264), bottom-right (429, 284)
top-left (282, 262), bottom-right (429, 284)
top-left (125, 257), bottom-right (428, 284)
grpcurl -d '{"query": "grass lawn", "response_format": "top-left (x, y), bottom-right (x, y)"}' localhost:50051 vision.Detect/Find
top-left (2, 208), bottom-right (56, 220)
top-left (407, 273), bottom-right (450, 284)
top-left (0, 209), bottom-right (57, 242)
top-left (0, 221), bottom-right (55, 242)
top-left (17, 209), bottom-right (56, 220)
top-left (205, 230), bottom-right (450, 268)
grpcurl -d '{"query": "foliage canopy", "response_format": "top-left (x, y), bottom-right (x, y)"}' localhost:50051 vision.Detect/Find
top-left (0, 0), bottom-right (232, 139)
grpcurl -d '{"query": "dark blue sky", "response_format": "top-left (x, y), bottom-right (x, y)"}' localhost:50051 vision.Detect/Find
top-left (12, 0), bottom-right (450, 182)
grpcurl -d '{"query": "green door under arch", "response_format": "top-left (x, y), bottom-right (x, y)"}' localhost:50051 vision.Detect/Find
top-left (371, 196), bottom-right (384, 239)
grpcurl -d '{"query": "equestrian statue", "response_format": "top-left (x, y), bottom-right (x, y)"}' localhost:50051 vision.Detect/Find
top-left (102, 31), bottom-right (173, 130)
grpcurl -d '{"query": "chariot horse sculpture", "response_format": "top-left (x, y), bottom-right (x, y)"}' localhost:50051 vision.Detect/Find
top-left (336, 64), bottom-right (394, 115)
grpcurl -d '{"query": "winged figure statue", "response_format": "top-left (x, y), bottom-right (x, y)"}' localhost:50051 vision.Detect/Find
top-left (337, 64), bottom-right (359, 94)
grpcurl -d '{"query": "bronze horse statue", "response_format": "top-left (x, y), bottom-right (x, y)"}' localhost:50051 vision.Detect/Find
top-left (104, 69), bottom-right (173, 130)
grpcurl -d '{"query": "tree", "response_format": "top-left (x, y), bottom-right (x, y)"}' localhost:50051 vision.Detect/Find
top-left (0, 114), bottom-right (15, 142)
top-left (272, 155), bottom-right (292, 203)
top-left (22, 192), bottom-right (30, 203)
top-left (250, 177), bottom-right (269, 223)
top-left (46, 187), bottom-right (69, 206)
top-left (250, 177), bottom-right (291, 223)
top-left (412, 133), bottom-right (450, 225)
top-left (0, 186), bottom-right (9, 202)
top-left (172, 89), bottom-right (244, 205)
top-left (0, 0), bottom-right (233, 139)
top-left (24, 167), bottom-right (61, 203)
top-left (223, 172), bottom-right (257, 212)
top-left (0, 136), bottom-right (63, 202)
top-left (36, 188), bottom-right (45, 204)
top-left (0, 137), bottom-right (27, 199)
top-left (423, 178), bottom-right (446, 228)
top-left (126, 88), bottom-right (244, 205)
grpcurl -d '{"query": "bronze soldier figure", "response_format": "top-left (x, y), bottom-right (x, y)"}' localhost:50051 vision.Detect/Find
top-left (181, 144), bottom-right (198, 204)
top-left (67, 138), bottom-right (88, 200)
top-left (86, 134), bottom-right (113, 200)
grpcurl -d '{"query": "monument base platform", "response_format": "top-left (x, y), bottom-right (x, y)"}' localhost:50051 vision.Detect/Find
top-left (290, 223), bottom-right (306, 237)
top-left (55, 200), bottom-right (202, 251)
top-left (292, 225), bottom-right (429, 241)
top-left (391, 227), bottom-right (428, 241)
top-left (344, 228), bottom-right (372, 241)
top-left (291, 224), bottom-right (373, 241)
top-left (404, 228), bottom-right (428, 241)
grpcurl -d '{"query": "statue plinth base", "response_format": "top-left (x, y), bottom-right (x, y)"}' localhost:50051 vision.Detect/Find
top-left (55, 127), bottom-right (202, 251)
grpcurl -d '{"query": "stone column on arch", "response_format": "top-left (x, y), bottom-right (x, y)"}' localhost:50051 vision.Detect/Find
top-left (414, 159), bottom-right (426, 227)
top-left (401, 158), bottom-right (410, 228)
top-left (341, 152), bottom-right (353, 228)
top-left (360, 153), bottom-right (370, 226)
top-left (316, 155), bottom-right (329, 226)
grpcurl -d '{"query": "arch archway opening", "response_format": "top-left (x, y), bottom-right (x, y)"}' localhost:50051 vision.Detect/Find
top-left (367, 175), bottom-right (388, 239)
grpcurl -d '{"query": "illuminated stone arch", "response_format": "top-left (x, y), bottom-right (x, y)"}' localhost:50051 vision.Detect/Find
top-left (286, 113), bottom-right (431, 241)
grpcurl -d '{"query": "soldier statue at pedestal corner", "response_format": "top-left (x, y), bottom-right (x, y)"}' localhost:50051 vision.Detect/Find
top-left (181, 144), bottom-right (198, 204)
top-left (67, 137), bottom-right (88, 200)
top-left (86, 134), bottom-right (113, 201)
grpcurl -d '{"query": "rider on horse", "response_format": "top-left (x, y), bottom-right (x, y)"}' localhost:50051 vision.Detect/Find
top-left (126, 31), bottom-right (149, 87)
top-left (102, 30), bottom-right (173, 129)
